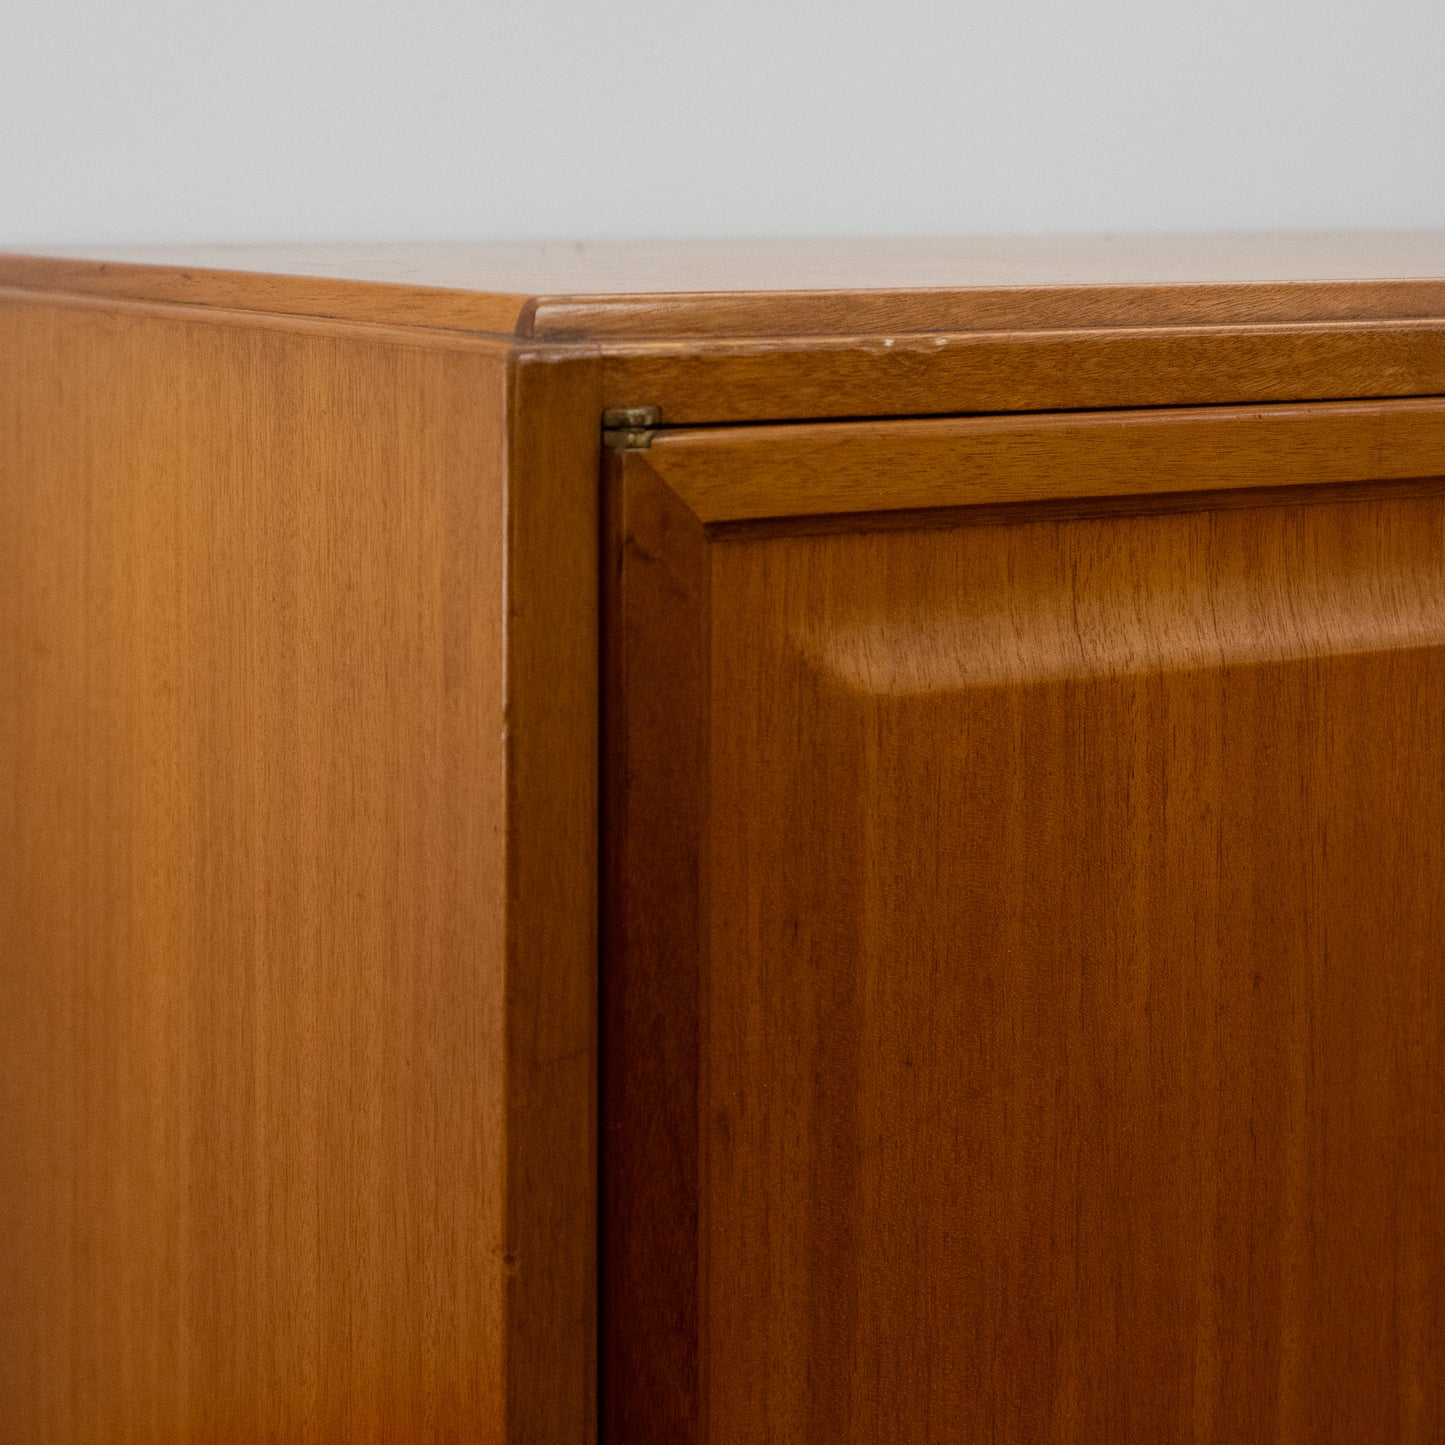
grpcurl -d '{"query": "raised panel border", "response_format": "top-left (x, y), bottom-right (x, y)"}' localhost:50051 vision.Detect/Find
top-left (640, 396), bottom-right (1445, 525)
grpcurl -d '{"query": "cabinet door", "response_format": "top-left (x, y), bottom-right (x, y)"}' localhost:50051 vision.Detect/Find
top-left (603, 399), bottom-right (1445, 1445)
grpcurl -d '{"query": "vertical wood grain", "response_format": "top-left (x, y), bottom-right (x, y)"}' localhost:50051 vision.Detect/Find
top-left (0, 295), bottom-right (598, 1443)
top-left (709, 497), bottom-right (1445, 1444)
top-left (601, 454), bottom-right (710, 1445)
top-left (504, 353), bottom-right (604, 1445)
top-left (607, 454), bottom-right (1445, 1444)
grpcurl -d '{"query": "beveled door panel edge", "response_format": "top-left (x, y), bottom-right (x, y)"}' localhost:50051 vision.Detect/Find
top-left (634, 395), bottom-right (1445, 525)
top-left (601, 451), bottom-right (713, 1445)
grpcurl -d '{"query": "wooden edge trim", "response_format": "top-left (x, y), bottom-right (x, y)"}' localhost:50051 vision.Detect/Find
top-left (9, 251), bottom-right (1445, 348)
top-left (639, 396), bottom-right (1445, 524)
top-left (593, 320), bottom-right (1445, 426)
top-left (584, 314), bottom-right (1445, 361)
top-left (530, 279), bottom-right (1445, 342)
top-left (9, 277), bottom-right (1445, 433)
top-left (0, 284), bottom-right (525, 356)
top-left (0, 254), bottom-right (532, 337)
top-left (502, 355), bottom-right (604, 1444)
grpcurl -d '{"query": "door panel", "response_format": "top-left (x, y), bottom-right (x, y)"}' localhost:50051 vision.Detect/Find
top-left (604, 430), bottom-right (1445, 1445)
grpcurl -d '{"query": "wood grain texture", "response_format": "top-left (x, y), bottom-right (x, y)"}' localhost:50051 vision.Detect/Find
top-left (531, 278), bottom-right (1445, 341)
top-left (11, 238), bottom-right (1445, 428)
top-left (601, 454), bottom-right (710, 1445)
top-left (606, 446), bottom-right (1445, 1444)
top-left (503, 353), bottom-right (604, 1445)
top-left (644, 396), bottom-right (1445, 522)
top-left (10, 238), bottom-right (1445, 1444)
top-left (13, 291), bottom-right (1439, 429)
top-left (0, 292), bottom-right (598, 1443)
top-left (8, 232), bottom-right (1445, 339)
top-left (595, 319), bottom-right (1445, 424)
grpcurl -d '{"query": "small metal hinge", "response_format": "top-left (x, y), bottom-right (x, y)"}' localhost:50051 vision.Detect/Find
top-left (602, 405), bottom-right (662, 451)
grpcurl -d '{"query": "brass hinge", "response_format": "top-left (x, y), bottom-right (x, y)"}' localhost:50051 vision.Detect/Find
top-left (602, 405), bottom-right (662, 451)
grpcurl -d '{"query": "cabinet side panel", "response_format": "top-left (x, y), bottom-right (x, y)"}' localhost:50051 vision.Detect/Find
top-left (0, 297), bottom-right (511, 1441)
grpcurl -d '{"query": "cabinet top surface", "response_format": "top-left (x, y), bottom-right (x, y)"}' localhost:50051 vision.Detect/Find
top-left (6, 232), bottom-right (1445, 342)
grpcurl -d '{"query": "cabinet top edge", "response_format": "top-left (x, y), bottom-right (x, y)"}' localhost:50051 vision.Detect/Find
top-left (8, 233), bottom-right (1445, 342)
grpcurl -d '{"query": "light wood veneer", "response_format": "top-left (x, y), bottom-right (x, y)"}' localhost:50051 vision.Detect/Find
top-left (3, 234), bottom-right (1445, 1443)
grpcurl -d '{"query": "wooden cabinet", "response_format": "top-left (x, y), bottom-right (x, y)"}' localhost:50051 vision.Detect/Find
top-left (4, 236), bottom-right (1445, 1442)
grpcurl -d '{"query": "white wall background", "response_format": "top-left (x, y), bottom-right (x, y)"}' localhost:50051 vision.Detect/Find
top-left (3, 0), bottom-right (1444, 246)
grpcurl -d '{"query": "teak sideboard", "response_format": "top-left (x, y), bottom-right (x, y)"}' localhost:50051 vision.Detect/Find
top-left (3, 235), bottom-right (1445, 1443)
